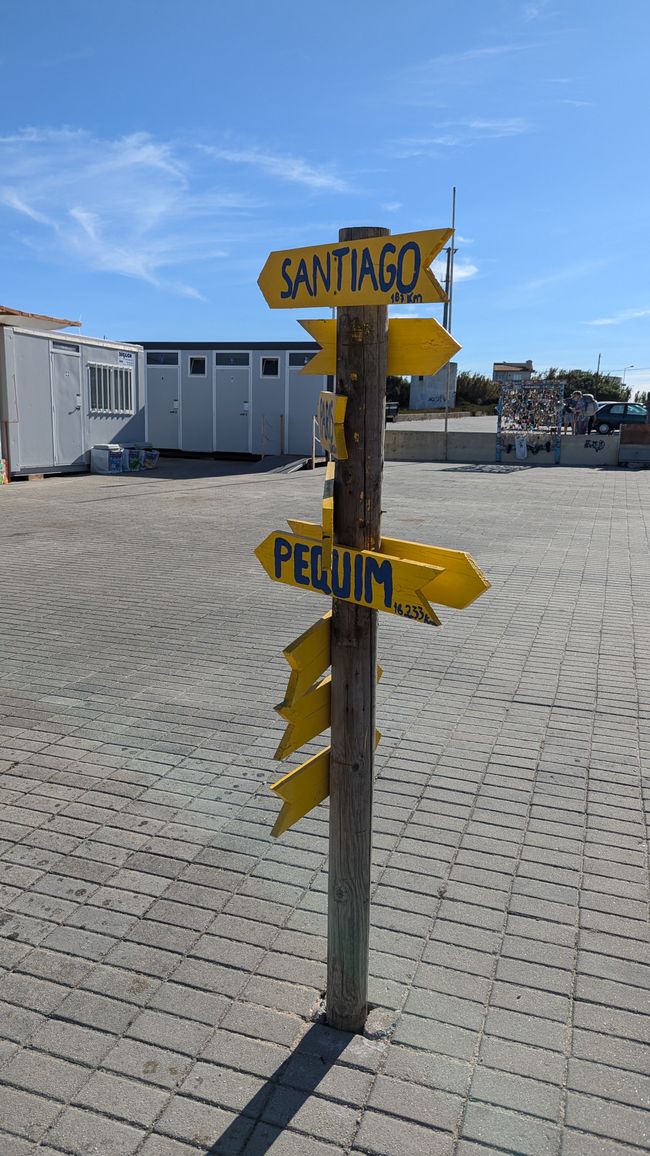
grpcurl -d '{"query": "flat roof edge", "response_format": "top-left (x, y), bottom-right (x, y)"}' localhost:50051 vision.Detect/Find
top-left (134, 341), bottom-right (320, 350)
top-left (10, 328), bottom-right (143, 351)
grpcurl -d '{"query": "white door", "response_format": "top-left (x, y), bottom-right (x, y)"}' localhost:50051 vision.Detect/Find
top-left (50, 348), bottom-right (84, 467)
top-left (215, 357), bottom-right (251, 452)
top-left (147, 365), bottom-right (180, 449)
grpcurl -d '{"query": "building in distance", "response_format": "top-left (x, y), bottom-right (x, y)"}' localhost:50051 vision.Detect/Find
top-left (492, 360), bottom-right (534, 384)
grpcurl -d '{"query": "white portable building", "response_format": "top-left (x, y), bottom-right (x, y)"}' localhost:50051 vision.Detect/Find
top-left (140, 342), bottom-right (328, 457)
top-left (0, 308), bottom-right (145, 476)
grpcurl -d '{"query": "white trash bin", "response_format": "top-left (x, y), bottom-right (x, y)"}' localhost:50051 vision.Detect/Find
top-left (90, 444), bottom-right (123, 474)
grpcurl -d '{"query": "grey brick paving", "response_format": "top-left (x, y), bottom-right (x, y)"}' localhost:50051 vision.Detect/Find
top-left (0, 460), bottom-right (649, 1154)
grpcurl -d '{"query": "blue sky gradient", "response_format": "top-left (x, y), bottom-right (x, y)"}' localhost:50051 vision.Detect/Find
top-left (1, 0), bottom-right (648, 390)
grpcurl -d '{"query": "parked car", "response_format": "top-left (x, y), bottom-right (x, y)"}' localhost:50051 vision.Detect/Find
top-left (593, 402), bottom-right (648, 434)
top-left (385, 400), bottom-right (400, 422)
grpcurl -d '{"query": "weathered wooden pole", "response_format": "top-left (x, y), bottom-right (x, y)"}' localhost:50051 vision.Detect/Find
top-left (326, 226), bottom-right (389, 1032)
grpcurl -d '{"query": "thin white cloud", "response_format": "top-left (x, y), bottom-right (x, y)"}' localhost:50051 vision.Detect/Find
top-left (453, 262), bottom-right (479, 282)
top-left (431, 258), bottom-right (479, 285)
top-left (391, 305), bottom-right (426, 317)
top-left (0, 187), bottom-right (57, 227)
top-left (466, 118), bottom-right (530, 136)
top-left (395, 135), bottom-right (460, 153)
top-left (203, 146), bottom-right (350, 192)
top-left (517, 259), bottom-right (607, 293)
top-left (427, 44), bottom-right (533, 67)
top-left (399, 43), bottom-right (535, 104)
top-left (587, 307), bottom-right (650, 327)
top-left (522, 1), bottom-right (549, 21)
top-left (382, 202), bottom-right (402, 213)
top-left (0, 127), bottom-right (86, 146)
top-left (0, 128), bottom-right (265, 297)
top-left (394, 118), bottom-right (530, 156)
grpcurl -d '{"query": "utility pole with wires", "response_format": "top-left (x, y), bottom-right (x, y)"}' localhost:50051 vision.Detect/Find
top-left (443, 186), bottom-right (458, 461)
top-left (594, 352), bottom-right (601, 395)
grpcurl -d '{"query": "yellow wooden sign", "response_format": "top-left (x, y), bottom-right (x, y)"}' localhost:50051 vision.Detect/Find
top-left (318, 392), bottom-right (347, 460)
top-left (321, 460), bottom-right (335, 573)
top-left (288, 519), bottom-right (491, 610)
top-left (300, 318), bottom-right (462, 378)
top-left (275, 661), bottom-right (382, 761)
top-left (275, 673), bottom-right (331, 760)
top-left (258, 229), bottom-right (452, 309)
top-left (281, 612), bottom-right (331, 705)
top-left (255, 530), bottom-right (443, 625)
top-left (270, 729), bottom-right (383, 837)
top-left (271, 746), bottom-right (331, 837)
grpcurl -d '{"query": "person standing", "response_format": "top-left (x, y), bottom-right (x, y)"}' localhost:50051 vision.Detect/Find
top-left (562, 393), bottom-right (575, 433)
top-left (571, 391), bottom-right (588, 435)
top-left (583, 393), bottom-right (599, 434)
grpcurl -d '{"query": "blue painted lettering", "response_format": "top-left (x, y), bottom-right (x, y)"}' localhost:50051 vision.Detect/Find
top-left (358, 246), bottom-right (379, 292)
top-left (364, 556), bottom-right (393, 608)
top-left (294, 543), bottom-right (310, 585)
top-left (310, 544), bottom-right (330, 593)
top-left (350, 247), bottom-right (358, 293)
top-left (331, 246), bottom-right (350, 291)
top-left (397, 241), bottom-right (420, 293)
top-left (378, 243), bottom-right (396, 292)
top-left (312, 253), bottom-right (331, 295)
top-left (354, 554), bottom-right (364, 602)
top-left (292, 258), bottom-right (312, 299)
top-left (280, 258), bottom-right (293, 299)
top-left (274, 536), bottom-right (292, 577)
top-left (331, 548), bottom-right (351, 599)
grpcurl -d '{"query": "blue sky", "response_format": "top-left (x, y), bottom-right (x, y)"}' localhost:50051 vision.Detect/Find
top-left (1, 0), bottom-right (648, 391)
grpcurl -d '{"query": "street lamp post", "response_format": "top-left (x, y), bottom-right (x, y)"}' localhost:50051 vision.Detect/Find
top-left (622, 365), bottom-right (634, 384)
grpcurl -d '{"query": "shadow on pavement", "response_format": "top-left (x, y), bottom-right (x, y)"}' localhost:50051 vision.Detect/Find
top-left (207, 1022), bottom-right (354, 1155)
top-left (440, 463), bottom-right (533, 474)
top-left (135, 455), bottom-right (309, 482)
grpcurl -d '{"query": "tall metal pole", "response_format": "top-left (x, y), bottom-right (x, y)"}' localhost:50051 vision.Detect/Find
top-left (327, 225), bottom-right (388, 1033)
top-left (443, 186), bottom-right (457, 461)
top-left (442, 246), bottom-right (452, 333)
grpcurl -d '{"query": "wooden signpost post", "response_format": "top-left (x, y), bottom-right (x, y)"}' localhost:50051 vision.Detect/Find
top-left (255, 223), bottom-right (490, 1033)
top-left (328, 225), bottom-right (387, 1030)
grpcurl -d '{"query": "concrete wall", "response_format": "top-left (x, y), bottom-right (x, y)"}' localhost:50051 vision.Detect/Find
top-left (385, 428), bottom-right (620, 467)
top-left (561, 434), bottom-right (619, 467)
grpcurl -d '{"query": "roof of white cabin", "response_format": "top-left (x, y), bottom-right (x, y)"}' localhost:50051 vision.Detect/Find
top-left (0, 305), bottom-right (80, 331)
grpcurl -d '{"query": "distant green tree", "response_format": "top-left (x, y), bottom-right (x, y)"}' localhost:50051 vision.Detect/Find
top-left (633, 390), bottom-right (648, 405)
top-left (543, 368), bottom-right (629, 401)
top-left (456, 372), bottom-right (500, 406)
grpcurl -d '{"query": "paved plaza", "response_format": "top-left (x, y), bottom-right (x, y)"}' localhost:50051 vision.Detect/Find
top-left (0, 458), bottom-right (649, 1156)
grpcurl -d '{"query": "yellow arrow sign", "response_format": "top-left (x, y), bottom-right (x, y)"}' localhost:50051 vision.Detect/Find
top-left (271, 746), bottom-right (331, 837)
top-left (318, 391), bottom-right (347, 460)
top-left (258, 229), bottom-right (452, 309)
top-left (288, 520), bottom-right (491, 610)
top-left (275, 662), bottom-right (382, 761)
top-left (270, 729), bottom-right (383, 837)
top-left (275, 674), bottom-right (331, 761)
top-left (300, 318), bottom-right (462, 377)
top-left (281, 612), bottom-right (331, 706)
top-left (255, 530), bottom-right (442, 625)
